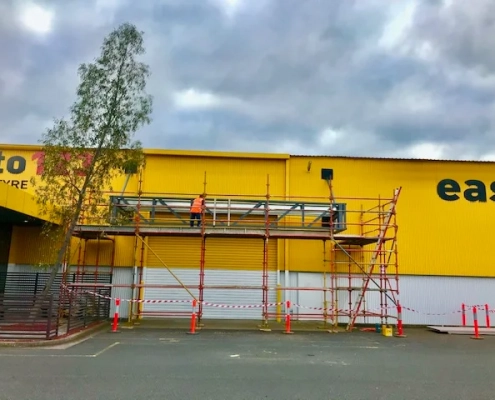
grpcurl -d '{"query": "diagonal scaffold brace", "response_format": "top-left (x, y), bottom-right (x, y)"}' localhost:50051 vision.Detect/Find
top-left (345, 187), bottom-right (402, 331)
top-left (134, 234), bottom-right (198, 301)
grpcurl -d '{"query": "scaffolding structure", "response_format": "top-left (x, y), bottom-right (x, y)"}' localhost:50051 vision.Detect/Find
top-left (69, 171), bottom-right (401, 332)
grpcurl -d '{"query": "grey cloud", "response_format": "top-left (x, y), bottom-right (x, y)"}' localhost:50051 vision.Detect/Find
top-left (410, 0), bottom-right (495, 72)
top-left (1, 0), bottom-right (495, 160)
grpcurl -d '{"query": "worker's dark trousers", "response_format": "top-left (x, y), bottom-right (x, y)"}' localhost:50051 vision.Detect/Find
top-left (190, 213), bottom-right (201, 227)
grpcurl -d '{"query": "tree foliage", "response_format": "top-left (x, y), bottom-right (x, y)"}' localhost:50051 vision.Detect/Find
top-left (31, 23), bottom-right (153, 293)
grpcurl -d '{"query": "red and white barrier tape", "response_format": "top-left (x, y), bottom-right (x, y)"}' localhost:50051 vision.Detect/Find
top-left (61, 285), bottom-right (495, 316)
top-left (201, 302), bottom-right (282, 308)
top-left (76, 289), bottom-right (284, 308)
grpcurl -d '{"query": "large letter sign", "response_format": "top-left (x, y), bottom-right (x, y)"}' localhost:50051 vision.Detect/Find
top-left (437, 179), bottom-right (495, 202)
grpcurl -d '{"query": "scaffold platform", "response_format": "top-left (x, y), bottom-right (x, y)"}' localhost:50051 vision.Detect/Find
top-left (73, 224), bottom-right (381, 245)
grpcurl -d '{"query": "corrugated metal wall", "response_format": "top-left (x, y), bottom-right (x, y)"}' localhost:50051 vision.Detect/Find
top-left (7, 264), bottom-right (35, 273)
top-left (141, 267), bottom-right (278, 320)
top-left (294, 272), bottom-right (387, 323)
top-left (6, 144), bottom-right (495, 280)
top-left (291, 272), bottom-right (495, 326)
top-left (143, 154), bottom-right (286, 197)
top-left (147, 237), bottom-right (277, 271)
top-left (82, 239), bottom-right (114, 266)
top-left (202, 270), bottom-right (277, 319)
top-left (205, 238), bottom-right (276, 271)
top-left (9, 226), bottom-right (82, 266)
top-left (289, 156), bottom-right (495, 277)
top-left (141, 267), bottom-right (199, 317)
top-left (398, 275), bottom-right (495, 326)
top-left (9, 226), bottom-right (54, 265)
top-left (147, 237), bottom-right (202, 268)
top-left (287, 240), bottom-right (326, 273)
top-left (109, 267), bottom-right (134, 319)
top-left (142, 236), bottom-right (278, 319)
top-left (113, 236), bottom-right (136, 267)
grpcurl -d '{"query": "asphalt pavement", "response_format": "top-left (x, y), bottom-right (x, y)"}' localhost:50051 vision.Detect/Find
top-left (0, 327), bottom-right (494, 400)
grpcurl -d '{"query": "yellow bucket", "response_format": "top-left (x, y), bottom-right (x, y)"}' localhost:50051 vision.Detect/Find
top-left (381, 325), bottom-right (393, 337)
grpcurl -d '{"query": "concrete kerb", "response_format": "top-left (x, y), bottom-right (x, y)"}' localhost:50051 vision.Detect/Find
top-left (0, 319), bottom-right (436, 346)
top-left (0, 322), bottom-right (109, 348)
top-left (122, 318), bottom-right (430, 334)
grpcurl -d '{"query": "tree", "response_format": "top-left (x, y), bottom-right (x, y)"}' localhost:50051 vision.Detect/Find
top-left (31, 23), bottom-right (153, 296)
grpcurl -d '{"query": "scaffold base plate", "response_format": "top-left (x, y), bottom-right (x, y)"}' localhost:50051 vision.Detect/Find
top-left (427, 326), bottom-right (495, 335)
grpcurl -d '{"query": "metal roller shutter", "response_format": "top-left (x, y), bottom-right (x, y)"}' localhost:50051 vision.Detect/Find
top-left (142, 236), bottom-right (278, 320)
top-left (202, 238), bottom-right (278, 319)
top-left (147, 237), bottom-right (202, 268)
top-left (204, 237), bottom-right (277, 271)
top-left (142, 237), bottom-right (201, 318)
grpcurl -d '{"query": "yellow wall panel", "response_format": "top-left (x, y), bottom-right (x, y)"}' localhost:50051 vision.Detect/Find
top-left (0, 145), bottom-right (142, 225)
top-left (10, 226), bottom-right (54, 265)
top-left (146, 237), bottom-right (276, 272)
top-left (289, 157), bottom-right (495, 277)
top-left (4, 144), bottom-right (495, 279)
top-left (287, 240), bottom-right (327, 273)
top-left (67, 237), bottom-right (83, 265)
top-left (10, 226), bottom-right (85, 266)
top-left (0, 148), bottom-right (41, 194)
top-left (147, 237), bottom-right (202, 268)
top-left (112, 236), bottom-right (136, 267)
top-left (142, 155), bottom-right (286, 198)
top-left (205, 238), bottom-right (277, 271)
top-left (82, 238), bottom-right (114, 266)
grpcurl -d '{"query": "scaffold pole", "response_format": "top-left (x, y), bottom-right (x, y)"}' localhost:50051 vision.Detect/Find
top-left (198, 171), bottom-right (207, 324)
top-left (260, 174), bottom-right (270, 330)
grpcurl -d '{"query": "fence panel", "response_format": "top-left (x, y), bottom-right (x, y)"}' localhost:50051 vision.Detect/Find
top-left (0, 272), bottom-right (113, 340)
top-left (1, 272), bottom-right (113, 296)
top-left (0, 294), bottom-right (58, 340)
top-left (62, 286), bottom-right (112, 334)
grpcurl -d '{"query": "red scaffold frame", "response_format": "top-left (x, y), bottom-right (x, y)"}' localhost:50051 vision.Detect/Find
top-left (68, 172), bottom-right (401, 332)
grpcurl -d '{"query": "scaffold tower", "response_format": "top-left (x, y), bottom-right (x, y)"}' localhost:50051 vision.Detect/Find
top-left (69, 169), bottom-right (401, 332)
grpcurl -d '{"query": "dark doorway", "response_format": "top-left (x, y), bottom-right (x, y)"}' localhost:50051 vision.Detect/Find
top-left (0, 224), bottom-right (12, 295)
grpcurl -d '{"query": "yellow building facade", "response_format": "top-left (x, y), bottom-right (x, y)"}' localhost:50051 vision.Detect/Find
top-left (2, 144), bottom-right (495, 326)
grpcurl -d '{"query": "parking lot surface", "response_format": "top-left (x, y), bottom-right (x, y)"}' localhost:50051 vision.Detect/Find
top-left (1, 327), bottom-right (494, 400)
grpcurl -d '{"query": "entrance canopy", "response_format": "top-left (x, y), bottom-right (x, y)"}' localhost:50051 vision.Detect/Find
top-left (0, 182), bottom-right (52, 226)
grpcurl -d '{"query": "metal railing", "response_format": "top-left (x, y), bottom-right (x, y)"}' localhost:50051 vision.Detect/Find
top-left (108, 195), bottom-right (348, 232)
top-left (0, 273), bottom-right (113, 339)
top-left (0, 294), bottom-right (58, 340)
top-left (61, 286), bottom-right (111, 334)
top-left (1, 272), bottom-right (113, 296)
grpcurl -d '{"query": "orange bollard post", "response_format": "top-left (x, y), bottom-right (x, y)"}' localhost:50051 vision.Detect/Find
top-left (470, 306), bottom-right (484, 340)
top-left (111, 298), bottom-right (120, 333)
top-left (187, 299), bottom-right (198, 335)
top-left (394, 303), bottom-right (407, 338)
top-left (461, 303), bottom-right (466, 326)
top-left (485, 304), bottom-right (491, 328)
top-left (283, 300), bottom-right (293, 334)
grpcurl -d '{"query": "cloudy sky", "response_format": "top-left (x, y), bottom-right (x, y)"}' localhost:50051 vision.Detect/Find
top-left (1, 0), bottom-right (495, 160)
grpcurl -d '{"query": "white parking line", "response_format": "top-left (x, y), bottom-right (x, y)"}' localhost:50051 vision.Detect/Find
top-left (92, 341), bottom-right (120, 357)
top-left (0, 342), bottom-right (120, 358)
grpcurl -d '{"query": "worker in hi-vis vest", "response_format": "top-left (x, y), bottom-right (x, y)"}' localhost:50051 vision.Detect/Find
top-left (190, 194), bottom-right (205, 227)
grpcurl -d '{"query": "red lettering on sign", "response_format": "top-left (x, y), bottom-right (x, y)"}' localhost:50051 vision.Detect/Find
top-left (31, 151), bottom-right (93, 176)
top-left (32, 151), bottom-right (45, 175)
top-left (77, 153), bottom-right (93, 176)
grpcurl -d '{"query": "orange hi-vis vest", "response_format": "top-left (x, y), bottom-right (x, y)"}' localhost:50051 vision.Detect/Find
top-left (191, 198), bottom-right (203, 213)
